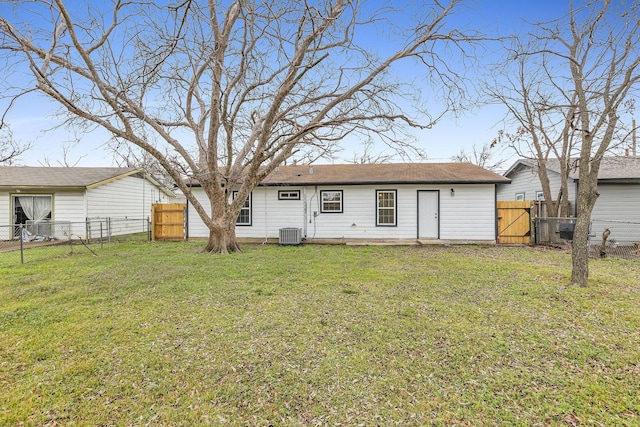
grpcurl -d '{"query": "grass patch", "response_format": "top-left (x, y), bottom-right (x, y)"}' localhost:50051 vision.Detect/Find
top-left (1, 242), bottom-right (639, 425)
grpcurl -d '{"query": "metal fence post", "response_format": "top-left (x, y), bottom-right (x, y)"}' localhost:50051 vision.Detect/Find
top-left (19, 224), bottom-right (24, 265)
top-left (100, 222), bottom-right (104, 249)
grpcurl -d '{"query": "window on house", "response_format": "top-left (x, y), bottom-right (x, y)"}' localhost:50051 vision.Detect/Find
top-left (376, 190), bottom-right (396, 226)
top-left (233, 191), bottom-right (252, 225)
top-left (13, 195), bottom-right (52, 224)
top-left (321, 190), bottom-right (343, 213)
top-left (278, 190), bottom-right (300, 200)
top-left (13, 195), bottom-right (53, 238)
top-left (515, 192), bottom-right (525, 201)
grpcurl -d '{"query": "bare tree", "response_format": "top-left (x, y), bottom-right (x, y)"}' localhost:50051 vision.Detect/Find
top-left (486, 43), bottom-right (578, 217)
top-left (0, 0), bottom-right (475, 253)
top-left (348, 139), bottom-right (404, 164)
top-left (493, 0), bottom-right (640, 285)
top-left (450, 143), bottom-right (506, 172)
top-left (0, 126), bottom-right (29, 165)
top-left (39, 142), bottom-right (86, 167)
top-left (111, 142), bottom-right (177, 187)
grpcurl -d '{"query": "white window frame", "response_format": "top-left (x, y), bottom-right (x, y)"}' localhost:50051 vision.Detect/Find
top-left (320, 190), bottom-right (343, 213)
top-left (232, 191), bottom-right (252, 226)
top-left (278, 190), bottom-right (300, 200)
top-left (515, 192), bottom-right (525, 201)
top-left (376, 189), bottom-right (397, 226)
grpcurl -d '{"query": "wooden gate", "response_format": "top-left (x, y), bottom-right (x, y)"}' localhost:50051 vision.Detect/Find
top-left (497, 201), bottom-right (534, 244)
top-left (152, 203), bottom-right (186, 241)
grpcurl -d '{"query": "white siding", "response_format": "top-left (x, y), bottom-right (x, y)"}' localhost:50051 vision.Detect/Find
top-left (240, 187), bottom-right (305, 239)
top-left (440, 184), bottom-right (497, 240)
top-left (0, 192), bottom-right (10, 225)
top-left (589, 184), bottom-right (640, 244)
top-left (0, 192), bottom-right (10, 239)
top-left (53, 191), bottom-right (87, 223)
top-left (86, 175), bottom-right (165, 219)
top-left (187, 183), bottom-right (498, 242)
top-left (591, 184), bottom-right (640, 222)
top-left (497, 164), bottom-right (541, 201)
top-left (497, 163), bottom-right (577, 215)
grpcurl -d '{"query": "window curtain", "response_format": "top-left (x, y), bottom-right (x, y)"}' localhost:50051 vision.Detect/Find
top-left (18, 196), bottom-right (52, 221)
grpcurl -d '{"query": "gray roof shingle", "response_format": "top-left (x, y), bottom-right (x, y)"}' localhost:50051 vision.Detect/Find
top-left (0, 167), bottom-right (140, 188)
top-left (506, 156), bottom-right (640, 181)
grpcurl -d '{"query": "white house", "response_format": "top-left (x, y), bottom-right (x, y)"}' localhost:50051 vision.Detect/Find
top-left (186, 163), bottom-right (510, 244)
top-left (497, 157), bottom-right (640, 243)
top-left (0, 167), bottom-right (174, 240)
top-left (497, 158), bottom-right (578, 214)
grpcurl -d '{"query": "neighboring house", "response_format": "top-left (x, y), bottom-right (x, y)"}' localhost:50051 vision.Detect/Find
top-left (497, 157), bottom-right (640, 243)
top-left (0, 167), bottom-right (174, 239)
top-left (497, 158), bottom-right (577, 213)
top-left (186, 163), bottom-right (510, 244)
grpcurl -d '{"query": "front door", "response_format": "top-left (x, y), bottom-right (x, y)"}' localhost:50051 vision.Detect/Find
top-left (418, 191), bottom-right (439, 239)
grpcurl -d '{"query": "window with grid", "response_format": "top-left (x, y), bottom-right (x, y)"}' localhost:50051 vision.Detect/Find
top-left (376, 190), bottom-right (396, 226)
top-left (321, 190), bottom-right (343, 213)
top-left (233, 191), bottom-right (252, 225)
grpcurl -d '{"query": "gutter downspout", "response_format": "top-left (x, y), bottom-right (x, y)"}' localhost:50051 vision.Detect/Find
top-left (303, 187), bottom-right (308, 238)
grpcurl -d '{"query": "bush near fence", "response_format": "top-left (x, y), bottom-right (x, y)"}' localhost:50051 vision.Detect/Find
top-left (0, 218), bottom-right (150, 265)
top-left (535, 217), bottom-right (640, 259)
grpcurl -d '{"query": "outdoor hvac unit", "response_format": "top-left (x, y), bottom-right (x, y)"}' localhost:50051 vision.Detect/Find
top-left (279, 228), bottom-right (302, 245)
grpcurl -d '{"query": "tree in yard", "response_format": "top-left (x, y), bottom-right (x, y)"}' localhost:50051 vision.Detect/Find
top-left (486, 42), bottom-right (578, 217)
top-left (492, 0), bottom-right (640, 285)
top-left (450, 142), bottom-right (506, 172)
top-left (0, 0), bottom-right (476, 253)
top-left (0, 126), bottom-right (29, 165)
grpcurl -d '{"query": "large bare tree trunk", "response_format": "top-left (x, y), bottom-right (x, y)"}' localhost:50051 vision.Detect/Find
top-left (571, 214), bottom-right (591, 286)
top-left (196, 182), bottom-right (245, 254)
top-left (204, 218), bottom-right (241, 254)
top-left (571, 161), bottom-right (600, 286)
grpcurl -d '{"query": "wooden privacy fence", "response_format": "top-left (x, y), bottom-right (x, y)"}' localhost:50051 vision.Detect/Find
top-left (497, 201), bottom-right (534, 244)
top-left (151, 203), bottom-right (186, 241)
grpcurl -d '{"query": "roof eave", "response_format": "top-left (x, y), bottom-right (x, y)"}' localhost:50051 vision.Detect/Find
top-left (258, 179), bottom-right (510, 186)
top-left (86, 168), bottom-right (144, 189)
top-left (0, 185), bottom-right (86, 192)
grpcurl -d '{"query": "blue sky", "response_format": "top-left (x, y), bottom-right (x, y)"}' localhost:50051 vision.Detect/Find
top-left (2, 0), bottom-right (570, 169)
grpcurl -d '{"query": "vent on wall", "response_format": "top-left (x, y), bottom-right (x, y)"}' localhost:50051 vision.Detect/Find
top-left (279, 228), bottom-right (302, 245)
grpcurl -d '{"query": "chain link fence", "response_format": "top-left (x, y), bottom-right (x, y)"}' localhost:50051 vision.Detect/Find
top-left (589, 219), bottom-right (640, 259)
top-left (535, 217), bottom-right (640, 259)
top-left (0, 218), bottom-right (150, 265)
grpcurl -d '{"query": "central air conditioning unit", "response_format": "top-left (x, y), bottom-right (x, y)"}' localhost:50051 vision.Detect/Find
top-left (279, 227), bottom-right (302, 245)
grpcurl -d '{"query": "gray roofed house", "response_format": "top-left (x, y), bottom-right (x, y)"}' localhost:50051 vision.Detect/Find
top-left (0, 167), bottom-right (174, 240)
top-left (497, 156), bottom-right (640, 244)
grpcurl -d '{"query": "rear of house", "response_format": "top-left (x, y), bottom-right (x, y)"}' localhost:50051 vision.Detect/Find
top-left (186, 163), bottom-right (510, 244)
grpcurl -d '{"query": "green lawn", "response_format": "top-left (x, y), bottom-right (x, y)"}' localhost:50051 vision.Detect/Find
top-left (1, 242), bottom-right (639, 426)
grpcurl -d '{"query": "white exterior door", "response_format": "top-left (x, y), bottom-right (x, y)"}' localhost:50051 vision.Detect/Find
top-left (418, 191), bottom-right (439, 239)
